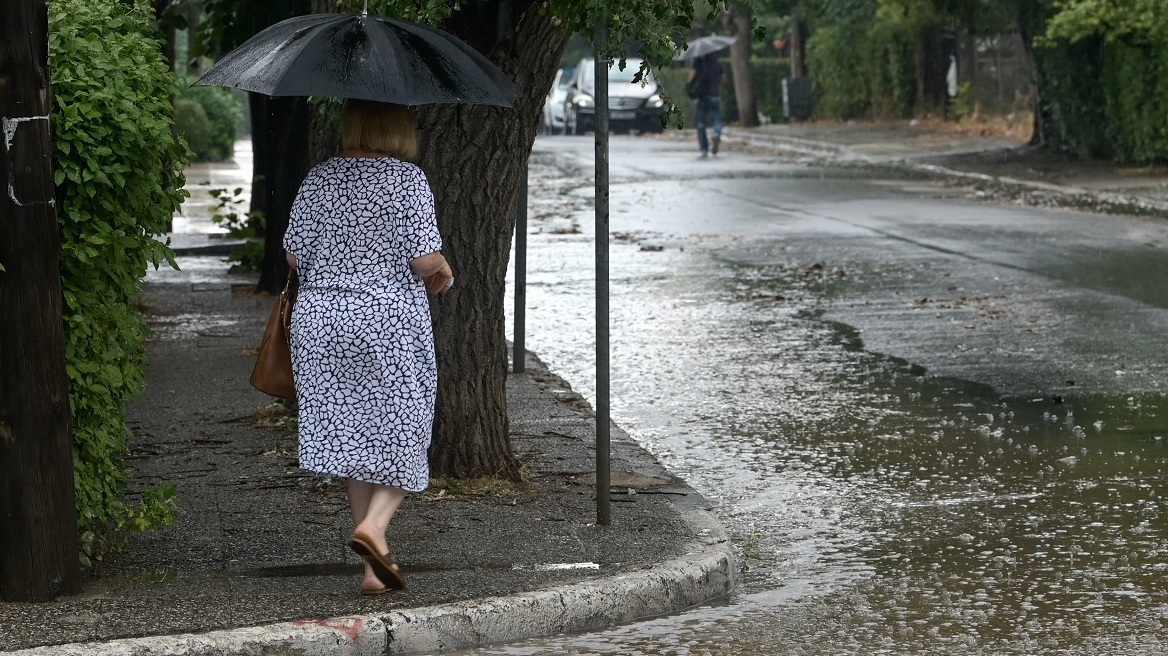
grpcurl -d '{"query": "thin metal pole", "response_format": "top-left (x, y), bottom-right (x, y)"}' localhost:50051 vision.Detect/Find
top-left (512, 159), bottom-right (528, 374)
top-left (594, 20), bottom-right (611, 526)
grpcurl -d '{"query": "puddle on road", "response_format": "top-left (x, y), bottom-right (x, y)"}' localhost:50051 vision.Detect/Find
top-left (478, 161), bottom-right (1168, 654)
top-left (144, 313), bottom-right (242, 340)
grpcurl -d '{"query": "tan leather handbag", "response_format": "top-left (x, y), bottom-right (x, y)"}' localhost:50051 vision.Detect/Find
top-left (250, 272), bottom-right (296, 399)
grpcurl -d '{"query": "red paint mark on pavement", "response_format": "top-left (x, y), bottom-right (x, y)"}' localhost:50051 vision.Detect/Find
top-left (293, 617), bottom-right (365, 642)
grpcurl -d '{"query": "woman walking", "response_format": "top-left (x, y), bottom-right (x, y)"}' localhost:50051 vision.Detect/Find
top-left (283, 99), bottom-right (453, 595)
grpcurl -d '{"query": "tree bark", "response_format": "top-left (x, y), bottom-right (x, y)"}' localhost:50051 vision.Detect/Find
top-left (789, 19), bottom-right (806, 78)
top-left (419, 6), bottom-right (569, 480)
top-left (1017, 18), bottom-right (1046, 147)
top-left (152, 0), bottom-right (177, 71)
top-left (724, 6), bottom-right (759, 127)
top-left (252, 94), bottom-right (312, 293)
top-left (0, 0), bottom-right (82, 602)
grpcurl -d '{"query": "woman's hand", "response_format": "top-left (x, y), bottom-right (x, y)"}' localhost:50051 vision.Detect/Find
top-left (424, 266), bottom-right (454, 295)
top-left (411, 252), bottom-right (453, 295)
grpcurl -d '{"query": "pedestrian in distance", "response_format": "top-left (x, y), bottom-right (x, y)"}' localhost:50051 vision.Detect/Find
top-left (688, 53), bottom-right (724, 158)
top-left (283, 99), bottom-right (454, 596)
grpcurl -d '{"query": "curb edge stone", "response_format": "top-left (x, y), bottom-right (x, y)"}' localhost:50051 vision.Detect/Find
top-left (8, 504), bottom-right (736, 656)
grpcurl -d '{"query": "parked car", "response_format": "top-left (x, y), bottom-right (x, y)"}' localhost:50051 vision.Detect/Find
top-left (562, 57), bottom-right (666, 135)
top-left (541, 67), bottom-right (573, 134)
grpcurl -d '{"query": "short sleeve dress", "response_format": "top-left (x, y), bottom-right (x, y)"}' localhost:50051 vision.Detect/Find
top-left (283, 157), bottom-right (442, 492)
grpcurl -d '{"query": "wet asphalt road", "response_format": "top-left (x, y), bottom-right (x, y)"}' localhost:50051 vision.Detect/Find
top-left (456, 134), bottom-right (1168, 655)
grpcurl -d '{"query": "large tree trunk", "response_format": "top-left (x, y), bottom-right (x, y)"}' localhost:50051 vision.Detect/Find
top-left (724, 6), bottom-right (759, 127)
top-left (0, 0), bottom-right (82, 602)
top-left (419, 6), bottom-right (569, 480)
top-left (252, 94), bottom-right (312, 293)
top-left (152, 0), bottom-right (177, 71)
top-left (1017, 18), bottom-right (1045, 147)
top-left (790, 19), bottom-right (806, 78)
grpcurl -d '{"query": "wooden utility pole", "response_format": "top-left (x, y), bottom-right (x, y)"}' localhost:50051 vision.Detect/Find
top-left (0, 0), bottom-right (83, 602)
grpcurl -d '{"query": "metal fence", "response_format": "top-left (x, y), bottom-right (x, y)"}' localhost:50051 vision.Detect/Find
top-left (966, 31), bottom-right (1034, 114)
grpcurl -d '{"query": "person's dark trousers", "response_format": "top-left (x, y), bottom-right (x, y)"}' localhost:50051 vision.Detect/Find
top-left (695, 96), bottom-right (724, 155)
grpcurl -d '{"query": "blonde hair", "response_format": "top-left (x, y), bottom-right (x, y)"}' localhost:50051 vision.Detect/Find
top-left (340, 100), bottom-right (418, 160)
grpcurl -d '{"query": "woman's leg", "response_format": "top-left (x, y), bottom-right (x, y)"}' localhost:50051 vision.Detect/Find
top-left (347, 479), bottom-right (407, 589)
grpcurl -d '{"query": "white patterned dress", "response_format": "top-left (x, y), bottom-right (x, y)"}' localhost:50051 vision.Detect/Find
top-left (283, 157), bottom-right (442, 492)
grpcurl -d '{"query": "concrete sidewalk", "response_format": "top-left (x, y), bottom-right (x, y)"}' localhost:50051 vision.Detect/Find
top-left (721, 120), bottom-right (1168, 215)
top-left (0, 256), bottom-right (736, 655)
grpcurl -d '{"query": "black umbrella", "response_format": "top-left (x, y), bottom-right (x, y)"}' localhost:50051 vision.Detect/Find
top-left (194, 11), bottom-right (517, 107)
top-left (673, 35), bottom-right (736, 62)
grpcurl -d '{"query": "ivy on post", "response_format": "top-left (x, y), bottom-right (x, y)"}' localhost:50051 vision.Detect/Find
top-left (0, 0), bottom-right (83, 601)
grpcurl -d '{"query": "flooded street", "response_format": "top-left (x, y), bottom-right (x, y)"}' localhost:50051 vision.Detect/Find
top-left (460, 136), bottom-right (1168, 654)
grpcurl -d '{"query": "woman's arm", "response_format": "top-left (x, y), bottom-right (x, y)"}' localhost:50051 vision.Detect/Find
top-left (285, 252), bottom-right (298, 270)
top-left (411, 251), bottom-right (454, 295)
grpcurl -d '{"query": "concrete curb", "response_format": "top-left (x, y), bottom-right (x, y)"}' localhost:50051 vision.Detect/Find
top-left (168, 240), bottom-right (251, 257)
top-left (724, 127), bottom-right (1168, 217)
top-left (9, 506), bottom-right (736, 656)
top-left (722, 127), bottom-right (848, 158)
top-left (905, 162), bottom-right (1168, 215)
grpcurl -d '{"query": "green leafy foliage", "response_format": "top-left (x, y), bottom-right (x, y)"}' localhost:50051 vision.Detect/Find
top-left (174, 98), bottom-right (213, 159)
top-left (177, 81), bottom-right (243, 161)
top-left (806, 2), bottom-right (919, 121)
top-left (1038, 1), bottom-right (1168, 163)
top-left (345, 0), bottom-right (749, 126)
top-left (48, 0), bottom-right (189, 563)
top-left (126, 482), bottom-right (179, 534)
top-left (210, 187), bottom-right (266, 271)
top-left (947, 81), bottom-right (975, 121)
top-left (1044, 0), bottom-right (1167, 46)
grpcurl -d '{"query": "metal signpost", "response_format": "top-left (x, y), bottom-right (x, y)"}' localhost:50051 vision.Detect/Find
top-left (594, 21), bottom-right (611, 526)
top-left (513, 160), bottom-right (527, 374)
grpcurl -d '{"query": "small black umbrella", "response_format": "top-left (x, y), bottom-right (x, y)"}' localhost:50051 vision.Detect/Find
top-left (194, 10), bottom-right (517, 107)
top-left (673, 35), bottom-right (736, 62)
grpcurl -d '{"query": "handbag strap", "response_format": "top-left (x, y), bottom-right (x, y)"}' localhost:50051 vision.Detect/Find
top-left (280, 269), bottom-right (295, 334)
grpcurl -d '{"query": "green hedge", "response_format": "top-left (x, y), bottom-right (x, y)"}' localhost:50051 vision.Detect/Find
top-left (1036, 37), bottom-right (1110, 158)
top-left (1038, 36), bottom-right (1168, 163)
top-left (1101, 40), bottom-right (1168, 162)
top-left (49, 0), bottom-right (187, 563)
top-left (174, 98), bottom-right (213, 160)
top-left (178, 82), bottom-right (242, 161)
top-left (807, 21), bottom-right (915, 120)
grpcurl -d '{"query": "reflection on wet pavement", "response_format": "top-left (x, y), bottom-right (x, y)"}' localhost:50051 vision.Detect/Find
top-left (459, 149), bottom-right (1168, 654)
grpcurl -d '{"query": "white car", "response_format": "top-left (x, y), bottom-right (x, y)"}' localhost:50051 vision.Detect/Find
top-left (540, 68), bottom-right (573, 134)
top-left (562, 57), bottom-right (666, 135)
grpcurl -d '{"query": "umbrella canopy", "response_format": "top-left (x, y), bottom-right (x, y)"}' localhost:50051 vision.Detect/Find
top-left (194, 13), bottom-right (517, 107)
top-left (673, 35), bottom-right (736, 62)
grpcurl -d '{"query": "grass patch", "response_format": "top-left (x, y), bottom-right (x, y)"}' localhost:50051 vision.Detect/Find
top-left (423, 476), bottom-right (524, 500)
